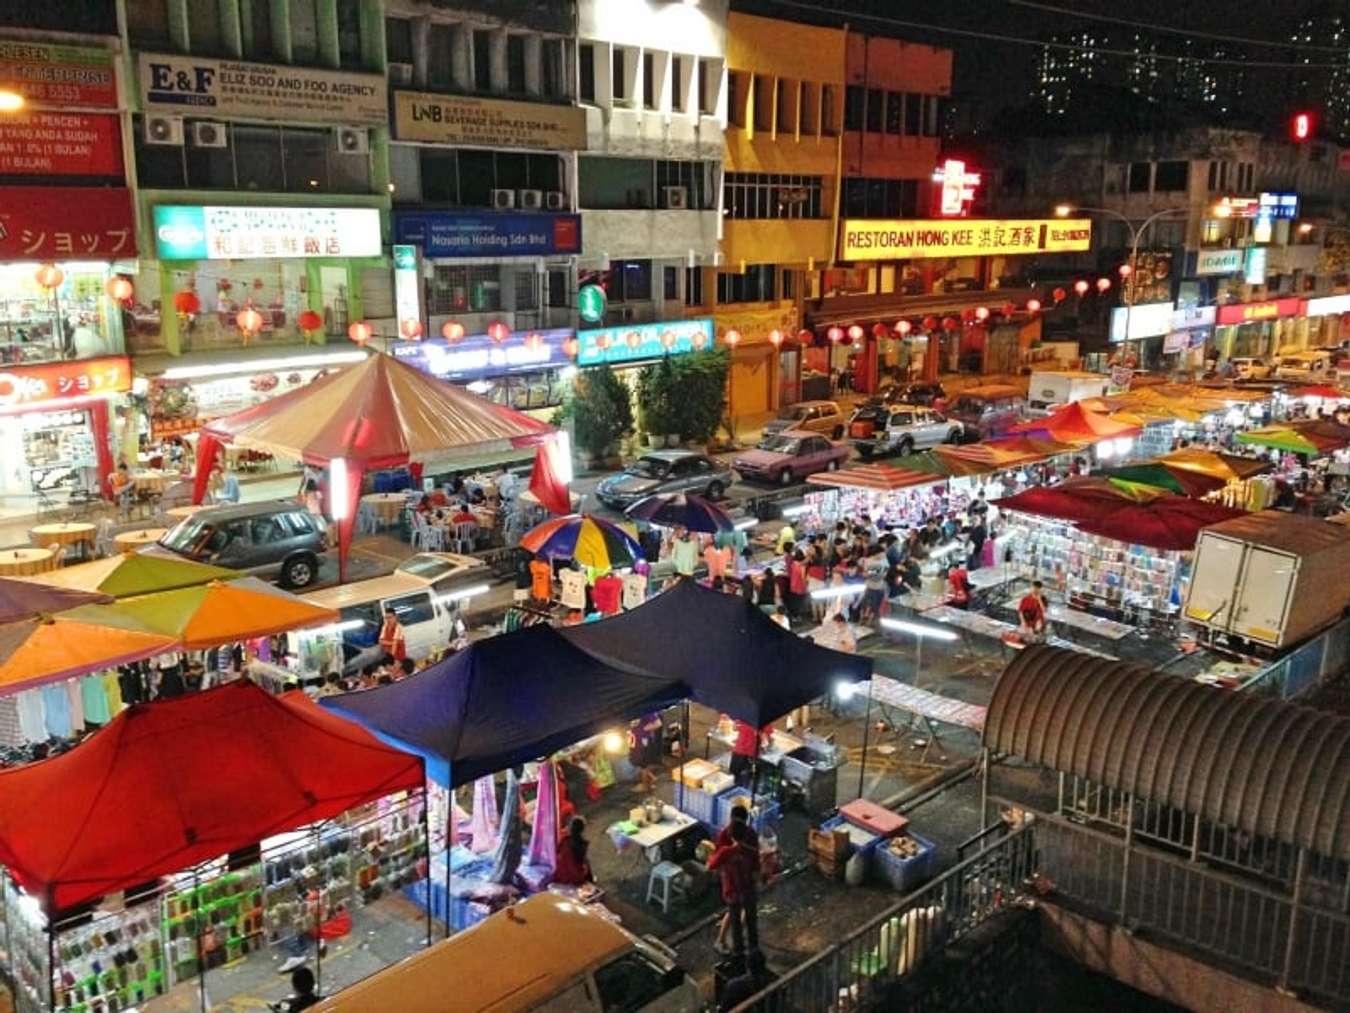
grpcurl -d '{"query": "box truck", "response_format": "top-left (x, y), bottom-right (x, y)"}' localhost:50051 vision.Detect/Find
top-left (1184, 511), bottom-right (1350, 652)
top-left (1026, 370), bottom-right (1110, 412)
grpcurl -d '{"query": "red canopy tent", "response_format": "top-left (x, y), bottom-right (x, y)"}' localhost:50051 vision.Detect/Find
top-left (0, 680), bottom-right (423, 913)
top-left (1005, 401), bottom-right (1141, 443)
top-left (191, 352), bottom-right (557, 579)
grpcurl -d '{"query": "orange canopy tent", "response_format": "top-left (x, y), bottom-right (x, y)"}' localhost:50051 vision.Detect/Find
top-left (0, 614), bottom-right (177, 692)
top-left (192, 353), bottom-right (557, 579)
top-left (806, 463), bottom-right (945, 492)
top-left (1006, 401), bottom-right (1141, 443)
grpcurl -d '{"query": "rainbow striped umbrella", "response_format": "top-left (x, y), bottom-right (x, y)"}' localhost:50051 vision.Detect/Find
top-left (520, 513), bottom-right (643, 569)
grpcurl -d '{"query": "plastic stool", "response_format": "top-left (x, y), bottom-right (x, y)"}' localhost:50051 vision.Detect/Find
top-left (645, 861), bottom-right (687, 913)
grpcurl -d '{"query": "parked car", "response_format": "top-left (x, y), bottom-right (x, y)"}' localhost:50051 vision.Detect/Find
top-left (152, 499), bottom-right (328, 588)
top-left (1275, 349), bottom-right (1335, 382)
top-left (1228, 356), bottom-right (1272, 380)
top-left (944, 384), bottom-right (1024, 440)
top-left (878, 381), bottom-right (947, 407)
top-left (763, 399), bottom-right (847, 438)
top-left (734, 429), bottom-right (850, 485)
top-left (850, 405), bottom-right (963, 460)
top-left (595, 450), bottom-right (734, 509)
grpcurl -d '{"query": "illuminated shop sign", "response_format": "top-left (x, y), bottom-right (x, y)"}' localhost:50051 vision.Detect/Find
top-left (576, 319), bottom-right (713, 367)
top-left (153, 205), bottom-right (382, 260)
top-left (841, 218), bottom-right (1091, 261)
top-left (391, 328), bottom-right (573, 380)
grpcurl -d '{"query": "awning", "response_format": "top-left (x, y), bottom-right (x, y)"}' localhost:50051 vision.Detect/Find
top-left (25, 554), bottom-right (237, 598)
top-left (806, 463), bottom-right (945, 492)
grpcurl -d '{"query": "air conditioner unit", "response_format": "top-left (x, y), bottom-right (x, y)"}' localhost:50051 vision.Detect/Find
top-left (389, 62), bottom-right (414, 86)
top-left (491, 188), bottom-right (516, 209)
top-left (190, 121), bottom-right (228, 148)
top-left (545, 191), bottom-right (566, 210)
top-left (518, 189), bottom-right (544, 210)
top-left (663, 185), bottom-right (689, 209)
top-left (144, 114), bottom-right (184, 146)
top-left (334, 126), bottom-right (369, 155)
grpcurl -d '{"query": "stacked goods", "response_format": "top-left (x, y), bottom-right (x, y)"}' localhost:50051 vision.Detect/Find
top-left (807, 826), bottom-right (850, 880)
top-left (874, 831), bottom-right (936, 892)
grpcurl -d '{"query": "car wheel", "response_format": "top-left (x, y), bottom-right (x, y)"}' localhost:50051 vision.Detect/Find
top-left (779, 469), bottom-right (794, 486)
top-left (281, 555), bottom-right (316, 588)
top-left (706, 481), bottom-right (724, 500)
top-left (832, 425), bottom-right (844, 439)
top-left (899, 438), bottom-right (915, 456)
top-left (945, 428), bottom-right (961, 444)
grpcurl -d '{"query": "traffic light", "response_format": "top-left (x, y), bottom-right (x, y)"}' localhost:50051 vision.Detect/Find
top-left (1292, 111), bottom-right (1314, 142)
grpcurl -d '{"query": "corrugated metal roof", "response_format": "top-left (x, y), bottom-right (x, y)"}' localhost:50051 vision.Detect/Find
top-left (984, 646), bottom-right (1350, 861)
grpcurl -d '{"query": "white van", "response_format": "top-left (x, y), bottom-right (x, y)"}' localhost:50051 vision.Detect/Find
top-left (1275, 350), bottom-right (1334, 382)
top-left (296, 552), bottom-right (487, 673)
top-left (1026, 370), bottom-right (1110, 412)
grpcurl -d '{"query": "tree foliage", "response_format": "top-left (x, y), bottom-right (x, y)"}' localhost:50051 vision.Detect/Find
top-left (555, 364), bottom-right (633, 456)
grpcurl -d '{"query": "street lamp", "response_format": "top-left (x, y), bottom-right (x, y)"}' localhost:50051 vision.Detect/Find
top-left (1055, 203), bottom-right (1189, 362)
top-left (0, 90), bottom-right (24, 113)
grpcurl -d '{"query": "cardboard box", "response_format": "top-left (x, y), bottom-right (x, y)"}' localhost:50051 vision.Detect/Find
top-left (807, 827), bottom-right (851, 860)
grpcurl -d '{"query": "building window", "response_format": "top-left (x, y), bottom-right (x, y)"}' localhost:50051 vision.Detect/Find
top-left (290, 0), bottom-right (320, 64)
top-left (610, 260), bottom-right (652, 302)
top-left (427, 24), bottom-right (454, 89)
top-left (781, 268), bottom-right (796, 299)
top-left (698, 59), bottom-right (715, 114)
top-left (613, 47), bottom-right (628, 102)
top-left (187, 0), bottom-right (224, 55)
top-left (411, 149), bottom-right (560, 207)
top-left (126, 0), bottom-right (171, 48)
top-left (727, 71), bottom-right (747, 127)
top-left (1128, 161), bottom-right (1151, 193)
top-left (799, 82), bottom-right (818, 134)
top-left (548, 269), bottom-right (569, 308)
top-left (777, 77), bottom-right (793, 133)
top-left (336, 0), bottom-right (364, 69)
top-left (723, 173), bottom-right (824, 220)
top-left (514, 270), bottom-right (537, 311)
top-left (506, 35), bottom-right (527, 94)
top-left (429, 265), bottom-right (500, 314)
top-left (865, 88), bottom-right (883, 133)
top-left (885, 92), bottom-right (902, 134)
top-left (643, 52), bottom-right (657, 110)
top-left (842, 177), bottom-right (918, 217)
top-left (903, 92), bottom-right (920, 135)
top-left (663, 266), bottom-right (678, 300)
top-left (579, 43), bottom-right (596, 102)
top-left (922, 95), bottom-right (939, 137)
top-left (821, 85), bottom-right (838, 135)
top-left (542, 39), bottom-right (566, 99)
top-left (844, 85), bottom-right (864, 131)
top-left (671, 55), bottom-right (685, 112)
top-left (717, 264), bottom-right (776, 305)
top-left (1154, 160), bottom-right (1189, 192)
top-left (473, 30), bottom-right (493, 92)
top-left (656, 160), bottom-right (711, 208)
top-left (753, 75), bottom-right (772, 131)
top-left (685, 267), bottom-right (704, 306)
top-left (1206, 160), bottom-right (1217, 190)
top-left (386, 17), bottom-right (414, 65)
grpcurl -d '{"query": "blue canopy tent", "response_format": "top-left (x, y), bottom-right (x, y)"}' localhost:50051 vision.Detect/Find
top-left (560, 578), bottom-right (874, 727)
top-left (320, 623), bottom-right (685, 788)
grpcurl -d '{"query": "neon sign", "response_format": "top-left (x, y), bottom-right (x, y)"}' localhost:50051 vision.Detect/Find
top-left (931, 159), bottom-right (981, 217)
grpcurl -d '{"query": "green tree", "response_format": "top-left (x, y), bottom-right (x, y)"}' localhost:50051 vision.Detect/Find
top-left (636, 357), bottom-right (677, 436)
top-left (670, 349), bottom-right (729, 442)
top-left (554, 364), bottom-right (633, 458)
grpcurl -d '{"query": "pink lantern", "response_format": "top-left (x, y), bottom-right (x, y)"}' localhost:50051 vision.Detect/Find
top-left (1074, 279), bottom-right (1090, 297)
top-left (1026, 298), bottom-right (1042, 313)
top-left (895, 320), bottom-right (912, 336)
top-left (399, 318), bottom-right (424, 340)
top-left (347, 320), bottom-right (372, 346)
top-left (827, 325), bottom-right (844, 343)
top-left (847, 324), bottom-right (864, 341)
top-left (1096, 277), bottom-right (1112, 293)
top-left (724, 328), bottom-right (741, 347)
top-left (441, 320), bottom-right (466, 343)
top-left (487, 320), bottom-right (510, 343)
top-left (768, 328), bottom-right (784, 347)
top-left (974, 306), bottom-right (990, 322)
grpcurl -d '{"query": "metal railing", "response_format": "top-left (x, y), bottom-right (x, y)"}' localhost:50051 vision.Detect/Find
top-left (1244, 613), bottom-right (1350, 701)
top-left (732, 825), bottom-right (1037, 1012)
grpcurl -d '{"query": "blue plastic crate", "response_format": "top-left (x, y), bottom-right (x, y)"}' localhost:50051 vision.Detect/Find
top-left (872, 832), bottom-right (936, 892)
top-left (675, 784), bottom-right (720, 826)
top-left (714, 791), bottom-right (779, 834)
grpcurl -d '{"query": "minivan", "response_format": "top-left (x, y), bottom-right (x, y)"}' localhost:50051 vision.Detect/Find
top-left (1275, 350), bottom-right (1335, 382)
top-left (153, 500), bottom-right (327, 588)
top-left (943, 384), bottom-right (1024, 440)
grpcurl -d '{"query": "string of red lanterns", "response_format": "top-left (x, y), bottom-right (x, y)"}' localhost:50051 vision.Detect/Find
top-left (297, 308), bottom-right (323, 341)
top-left (347, 320), bottom-right (372, 346)
top-left (235, 302), bottom-right (264, 342)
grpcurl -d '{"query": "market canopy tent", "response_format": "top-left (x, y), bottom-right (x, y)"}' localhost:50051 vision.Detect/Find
top-left (191, 353), bottom-right (556, 578)
top-left (1005, 401), bottom-right (1141, 444)
top-left (0, 614), bottom-right (177, 692)
top-left (322, 624), bottom-right (685, 787)
top-left (0, 579), bottom-right (109, 622)
top-left (625, 493), bottom-right (736, 533)
top-left (1158, 447), bottom-right (1272, 482)
top-left (1237, 419), bottom-right (1350, 456)
top-left (0, 680), bottom-right (424, 912)
top-left (561, 578), bottom-right (874, 727)
top-left (66, 578), bottom-right (339, 650)
top-left (25, 554), bottom-right (236, 598)
top-left (805, 462), bottom-right (944, 491)
top-left (1101, 462), bottom-right (1230, 498)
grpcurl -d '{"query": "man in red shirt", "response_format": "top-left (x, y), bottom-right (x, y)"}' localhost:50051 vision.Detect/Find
top-left (708, 821), bottom-right (760, 956)
top-left (1017, 580), bottom-right (1047, 641)
top-left (730, 721), bottom-right (768, 785)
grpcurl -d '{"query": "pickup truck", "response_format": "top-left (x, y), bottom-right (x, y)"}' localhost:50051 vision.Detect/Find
top-left (849, 404), bottom-right (963, 460)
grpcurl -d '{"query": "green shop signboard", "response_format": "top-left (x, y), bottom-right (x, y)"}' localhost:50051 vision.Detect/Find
top-left (577, 318), bottom-right (712, 367)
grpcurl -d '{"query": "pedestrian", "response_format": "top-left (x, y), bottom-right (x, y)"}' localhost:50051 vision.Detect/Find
top-left (704, 539), bottom-right (733, 582)
top-left (713, 805), bottom-right (759, 955)
top-left (729, 720), bottom-right (762, 786)
top-left (272, 966), bottom-right (320, 1011)
top-left (859, 550), bottom-right (887, 623)
top-left (787, 549), bottom-right (807, 618)
top-left (378, 607), bottom-right (406, 661)
top-left (671, 528), bottom-right (700, 577)
top-left (708, 821), bottom-right (760, 957)
top-left (553, 817), bottom-right (594, 886)
top-left (947, 563), bottom-right (972, 610)
top-left (968, 515), bottom-right (987, 570)
top-left (1017, 580), bottom-right (1048, 642)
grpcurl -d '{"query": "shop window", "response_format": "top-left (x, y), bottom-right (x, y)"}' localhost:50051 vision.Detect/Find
top-left (865, 88), bottom-right (883, 133)
top-left (290, 0), bottom-right (320, 64)
top-left (663, 266), bottom-right (678, 301)
top-left (126, 0), bottom-right (172, 47)
top-left (542, 39), bottom-right (567, 99)
top-left (579, 43), bottom-right (596, 102)
top-left (671, 56), bottom-right (685, 112)
top-left (0, 262), bottom-right (125, 363)
top-left (885, 91), bottom-right (903, 134)
top-left (186, 0), bottom-right (224, 55)
top-left (1154, 160), bottom-right (1189, 192)
top-left (727, 71), bottom-right (747, 127)
top-left (844, 85), bottom-right (864, 131)
top-left (514, 270), bottom-right (538, 311)
top-left (429, 265), bottom-right (501, 314)
top-left (386, 17), bottom-right (414, 65)
top-left (337, 0), bottom-right (364, 68)
top-left (903, 91), bottom-right (920, 135)
top-left (473, 30), bottom-right (493, 92)
top-left (1128, 161), bottom-right (1152, 193)
top-left (685, 267), bottom-right (704, 307)
top-left (507, 35), bottom-right (528, 94)
top-left (753, 75), bottom-right (773, 131)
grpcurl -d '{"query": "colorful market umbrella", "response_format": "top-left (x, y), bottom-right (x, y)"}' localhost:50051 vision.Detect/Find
top-left (67, 577), bottom-right (339, 651)
top-left (0, 578), bottom-right (110, 623)
top-left (26, 553), bottom-right (237, 598)
top-left (0, 614), bottom-right (177, 691)
top-left (1077, 497), bottom-right (1246, 551)
top-left (1236, 420), bottom-right (1350, 456)
top-left (520, 514), bottom-right (643, 569)
top-left (1159, 447), bottom-right (1271, 482)
top-left (625, 493), bottom-right (735, 533)
top-left (1101, 462), bottom-right (1229, 498)
top-left (992, 477), bottom-right (1162, 524)
top-left (1006, 401), bottom-right (1141, 443)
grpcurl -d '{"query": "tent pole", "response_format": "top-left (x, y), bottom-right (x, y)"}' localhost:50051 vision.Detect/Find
top-left (195, 867), bottom-right (206, 1013)
top-left (312, 826), bottom-right (322, 1001)
top-left (45, 889), bottom-right (55, 1013)
top-left (857, 683), bottom-right (873, 800)
top-left (445, 785), bottom-right (453, 940)
top-left (679, 702), bottom-right (689, 815)
top-left (421, 789), bottom-right (432, 948)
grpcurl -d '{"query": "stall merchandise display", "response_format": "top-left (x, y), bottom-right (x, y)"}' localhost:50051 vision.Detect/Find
top-left (801, 485), bottom-right (969, 533)
top-left (2, 875), bottom-right (52, 1013)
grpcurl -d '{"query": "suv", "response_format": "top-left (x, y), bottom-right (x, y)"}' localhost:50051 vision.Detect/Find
top-left (763, 400), bottom-right (847, 439)
top-left (851, 405), bottom-right (962, 460)
top-left (152, 500), bottom-right (328, 588)
top-left (595, 450), bottom-right (735, 509)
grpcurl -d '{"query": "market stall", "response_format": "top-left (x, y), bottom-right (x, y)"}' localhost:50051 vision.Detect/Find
top-left (25, 554), bottom-right (236, 598)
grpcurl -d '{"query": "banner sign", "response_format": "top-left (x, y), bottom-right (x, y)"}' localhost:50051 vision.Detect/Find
top-left (1194, 248), bottom-right (1243, 276)
top-left (841, 218), bottom-right (1092, 261)
top-left (393, 90), bottom-right (587, 150)
top-left (153, 205), bottom-right (382, 260)
top-left (139, 53), bottom-right (386, 125)
top-left (0, 40), bottom-right (117, 110)
top-left (0, 186), bottom-right (135, 257)
top-left (391, 328), bottom-right (574, 380)
top-left (0, 111), bottom-right (121, 176)
top-left (1109, 301), bottom-right (1175, 342)
top-left (394, 211), bottom-right (581, 258)
top-left (1306, 294), bottom-right (1350, 317)
top-left (0, 355), bottom-right (131, 410)
top-left (1215, 297), bottom-right (1304, 325)
top-left (577, 318), bottom-right (712, 367)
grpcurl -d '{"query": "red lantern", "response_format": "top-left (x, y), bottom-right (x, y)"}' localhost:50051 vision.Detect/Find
top-left (1052, 286), bottom-right (1067, 303)
top-left (596, 333), bottom-right (611, 351)
top-left (797, 328), bottom-right (814, 344)
top-left (942, 316), bottom-right (959, 332)
top-left (827, 325), bottom-right (844, 344)
top-left (724, 328), bottom-right (741, 347)
top-left (441, 320), bottom-right (466, 343)
top-left (960, 308), bottom-right (975, 324)
top-left (974, 306), bottom-right (990, 322)
top-left (562, 337), bottom-right (579, 359)
top-left (1026, 298), bottom-right (1042, 313)
top-left (297, 308), bottom-right (323, 336)
top-left (173, 289), bottom-right (201, 317)
top-left (768, 328), bottom-right (784, 347)
top-left (625, 330), bottom-right (642, 350)
top-left (104, 275), bottom-right (134, 304)
top-left (399, 318), bottom-right (423, 340)
top-left (1096, 277), bottom-right (1112, 293)
top-left (1074, 279), bottom-right (1090, 297)
top-left (34, 263), bottom-right (63, 290)
top-left (847, 324), bottom-right (864, 342)
top-left (895, 320), bottom-right (912, 336)
top-left (347, 320), bottom-right (372, 346)
top-left (524, 332), bottom-right (545, 351)
top-left (871, 322), bottom-right (889, 339)
top-left (660, 329), bottom-right (677, 350)
top-left (236, 304), bottom-right (264, 340)
top-left (1001, 302), bottom-right (1016, 318)
top-left (921, 316), bottom-right (938, 332)
top-left (487, 320), bottom-right (510, 344)
top-left (1118, 263), bottom-right (1133, 278)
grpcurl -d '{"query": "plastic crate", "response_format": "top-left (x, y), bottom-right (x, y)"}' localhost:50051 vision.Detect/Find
top-left (820, 815), bottom-right (884, 863)
top-left (872, 832), bottom-right (936, 892)
top-left (713, 791), bottom-right (778, 834)
top-left (676, 784), bottom-right (720, 826)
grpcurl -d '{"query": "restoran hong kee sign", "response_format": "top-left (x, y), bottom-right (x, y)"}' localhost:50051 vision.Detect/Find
top-left (841, 218), bottom-right (1092, 261)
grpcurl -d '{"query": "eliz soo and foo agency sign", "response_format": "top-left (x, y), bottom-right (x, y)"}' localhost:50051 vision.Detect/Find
top-left (841, 218), bottom-right (1093, 260)
top-left (139, 53), bottom-right (386, 125)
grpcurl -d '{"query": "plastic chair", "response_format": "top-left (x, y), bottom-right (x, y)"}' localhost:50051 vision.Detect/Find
top-left (94, 518), bottom-right (115, 558)
top-left (410, 513), bottom-right (446, 552)
top-left (645, 861), bottom-right (687, 914)
top-left (451, 521), bottom-right (477, 554)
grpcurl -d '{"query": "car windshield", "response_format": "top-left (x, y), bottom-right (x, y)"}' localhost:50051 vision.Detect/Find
top-left (160, 517), bottom-right (207, 552)
top-left (397, 554), bottom-right (457, 580)
top-left (951, 397), bottom-right (986, 415)
top-left (630, 457), bottom-right (671, 479)
top-left (757, 435), bottom-right (802, 454)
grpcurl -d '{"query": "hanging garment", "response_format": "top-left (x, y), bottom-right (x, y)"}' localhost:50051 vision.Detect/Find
top-left (488, 769), bottom-right (523, 886)
top-left (559, 569), bottom-right (587, 610)
top-left (41, 683), bottom-right (72, 739)
top-left (15, 690), bottom-right (46, 743)
top-left (525, 761), bottom-right (559, 873)
top-left (81, 674), bottom-right (111, 726)
top-left (470, 776), bottom-right (500, 854)
top-left (101, 673), bottom-right (125, 716)
top-left (621, 572), bottom-right (648, 611)
top-left (64, 679), bottom-right (84, 733)
top-left (0, 696), bottom-right (25, 749)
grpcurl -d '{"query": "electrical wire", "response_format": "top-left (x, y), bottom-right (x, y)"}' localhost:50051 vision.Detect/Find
top-left (1007, 0), bottom-right (1350, 55)
top-left (759, 0), bottom-right (1350, 70)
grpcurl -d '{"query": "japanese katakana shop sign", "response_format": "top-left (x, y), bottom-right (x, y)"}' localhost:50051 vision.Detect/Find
top-left (0, 111), bottom-right (122, 176)
top-left (139, 53), bottom-right (386, 126)
top-left (152, 205), bottom-right (382, 260)
top-left (841, 218), bottom-right (1093, 261)
top-left (0, 40), bottom-right (117, 110)
top-left (0, 355), bottom-right (130, 409)
top-left (0, 186), bottom-right (135, 258)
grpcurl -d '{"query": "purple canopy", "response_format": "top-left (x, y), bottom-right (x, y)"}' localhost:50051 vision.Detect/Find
top-left (0, 579), bottom-right (111, 623)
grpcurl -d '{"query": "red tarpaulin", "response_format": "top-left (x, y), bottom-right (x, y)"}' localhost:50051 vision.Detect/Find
top-left (1006, 401), bottom-right (1140, 443)
top-left (0, 681), bottom-right (423, 913)
top-left (1077, 497), bottom-right (1246, 551)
